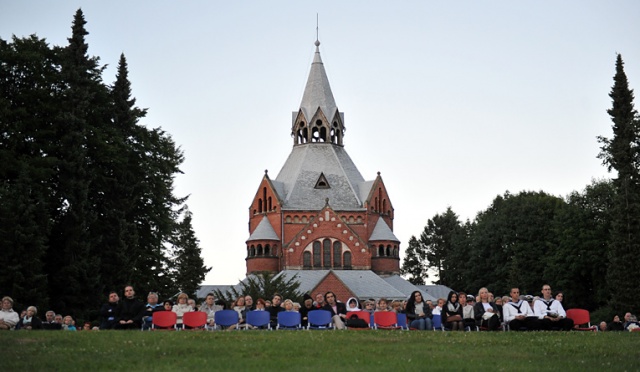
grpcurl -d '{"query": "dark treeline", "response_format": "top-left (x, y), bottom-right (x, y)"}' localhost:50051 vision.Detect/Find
top-left (0, 9), bottom-right (210, 321)
top-left (402, 54), bottom-right (640, 320)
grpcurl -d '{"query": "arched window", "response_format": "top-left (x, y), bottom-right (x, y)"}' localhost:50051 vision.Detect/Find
top-left (268, 197), bottom-right (272, 211)
top-left (378, 245), bottom-right (385, 257)
top-left (303, 251), bottom-right (311, 268)
top-left (264, 245), bottom-right (270, 256)
top-left (323, 239), bottom-right (331, 268)
top-left (250, 246), bottom-right (255, 257)
top-left (393, 247), bottom-right (399, 257)
top-left (386, 245), bottom-right (391, 257)
top-left (343, 251), bottom-right (352, 268)
top-left (313, 241), bottom-right (321, 267)
top-left (258, 199), bottom-right (263, 213)
top-left (333, 241), bottom-right (341, 267)
top-left (257, 245), bottom-right (263, 256)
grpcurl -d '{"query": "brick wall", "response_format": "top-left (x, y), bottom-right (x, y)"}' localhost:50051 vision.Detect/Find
top-left (311, 272), bottom-right (356, 304)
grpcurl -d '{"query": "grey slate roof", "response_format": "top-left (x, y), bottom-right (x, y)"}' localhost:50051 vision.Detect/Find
top-left (274, 144), bottom-right (370, 210)
top-left (275, 270), bottom-right (409, 301)
top-left (369, 218), bottom-right (400, 242)
top-left (416, 284), bottom-right (456, 301)
top-left (196, 284), bottom-right (237, 300)
top-left (247, 216), bottom-right (279, 241)
top-left (299, 42), bottom-right (340, 124)
top-left (382, 275), bottom-right (438, 302)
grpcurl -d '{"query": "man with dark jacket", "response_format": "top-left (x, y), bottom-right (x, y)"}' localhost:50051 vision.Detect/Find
top-left (142, 292), bottom-right (163, 330)
top-left (114, 285), bottom-right (144, 330)
top-left (322, 291), bottom-right (347, 330)
top-left (268, 293), bottom-right (284, 329)
top-left (99, 291), bottom-right (119, 330)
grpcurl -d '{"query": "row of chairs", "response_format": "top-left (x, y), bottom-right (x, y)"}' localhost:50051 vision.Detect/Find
top-left (150, 308), bottom-right (599, 331)
top-left (149, 310), bottom-right (410, 331)
top-left (150, 310), bottom-right (335, 330)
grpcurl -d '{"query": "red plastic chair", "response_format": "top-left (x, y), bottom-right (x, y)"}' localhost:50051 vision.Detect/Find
top-left (346, 311), bottom-right (371, 330)
top-left (566, 309), bottom-right (597, 331)
top-left (373, 311), bottom-right (401, 330)
top-left (151, 311), bottom-right (177, 330)
top-left (182, 311), bottom-right (207, 330)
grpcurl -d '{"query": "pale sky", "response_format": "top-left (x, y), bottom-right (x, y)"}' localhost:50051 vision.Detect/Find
top-left (2, 1), bottom-right (639, 285)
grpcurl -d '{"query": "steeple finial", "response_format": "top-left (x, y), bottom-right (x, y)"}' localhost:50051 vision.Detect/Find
top-left (315, 13), bottom-right (320, 48)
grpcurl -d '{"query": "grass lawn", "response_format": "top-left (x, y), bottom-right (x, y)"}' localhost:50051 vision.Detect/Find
top-left (2, 330), bottom-right (640, 371)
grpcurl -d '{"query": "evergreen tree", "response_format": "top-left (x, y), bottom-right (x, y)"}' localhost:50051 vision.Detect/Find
top-left (421, 207), bottom-right (463, 286)
top-left (46, 8), bottom-right (105, 318)
top-left (598, 54), bottom-right (640, 313)
top-left (171, 208), bottom-right (211, 299)
top-left (464, 191), bottom-right (566, 296)
top-left (0, 35), bottom-right (61, 309)
top-left (215, 272), bottom-right (302, 306)
top-left (546, 179), bottom-right (613, 311)
top-left (400, 236), bottom-right (427, 285)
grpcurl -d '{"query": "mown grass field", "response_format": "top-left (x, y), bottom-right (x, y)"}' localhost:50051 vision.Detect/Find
top-left (2, 330), bottom-right (640, 371)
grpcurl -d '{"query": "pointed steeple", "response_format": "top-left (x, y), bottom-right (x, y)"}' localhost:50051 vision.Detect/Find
top-left (292, 39), bottom-right (345, 146)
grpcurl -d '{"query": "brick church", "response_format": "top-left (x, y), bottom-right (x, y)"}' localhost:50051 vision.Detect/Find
top-left (199, 39), bottom-right (444, 304)
top-left (246, 40), bottom-right (401, 278)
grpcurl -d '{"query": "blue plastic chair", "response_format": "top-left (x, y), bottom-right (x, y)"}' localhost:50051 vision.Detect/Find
top-left (396, 313), bottom-right (409, 330)
top-left (277, 311), bottom-right (302, 330)
top-left (307, 310), bottom-right (334, 330)
top-left (214, 310), bottom-right (239, 330)
top-left (245, 310), bottom-right (271, 330)
top-left (432, 314), bottom-right (444, 331)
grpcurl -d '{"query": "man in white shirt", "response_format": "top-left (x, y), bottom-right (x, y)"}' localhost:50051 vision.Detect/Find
top-left (503, 288), bottom-right (540, 331)
top-left (533, 284), bottom-right (574, 331)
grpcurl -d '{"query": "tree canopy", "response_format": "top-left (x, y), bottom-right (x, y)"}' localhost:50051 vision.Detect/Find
top-left (402, 54), bottom-right (640, 318)
top-left (0, 9), bottom-right (209, 320)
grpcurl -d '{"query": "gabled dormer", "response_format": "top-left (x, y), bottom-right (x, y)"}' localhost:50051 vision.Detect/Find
top-left (291, 40), bottom-right (345, 146)
top-left (249, 170), bottom-right (283, 218)
top-left (365, 172), bottom-right (394, 219)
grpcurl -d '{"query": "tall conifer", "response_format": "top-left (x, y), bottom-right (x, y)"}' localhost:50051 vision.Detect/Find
top-left (598, 54), bottom-right (640, 312)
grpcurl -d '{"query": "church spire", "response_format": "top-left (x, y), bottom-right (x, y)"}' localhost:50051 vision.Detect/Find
top-left (292, 39), bottom-right (345, 146)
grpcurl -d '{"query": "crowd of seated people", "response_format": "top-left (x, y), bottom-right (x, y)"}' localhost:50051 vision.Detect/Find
top-left (2, 283), bottom-right (638, 332)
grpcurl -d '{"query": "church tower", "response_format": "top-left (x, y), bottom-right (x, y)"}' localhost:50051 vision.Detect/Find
top-left (246, 39), bottom-right (400, 277)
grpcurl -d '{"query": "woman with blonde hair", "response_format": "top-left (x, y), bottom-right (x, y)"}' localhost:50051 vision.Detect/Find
top-left (172, 293), bottom-right (193, 329)
top-left (473, 287), bottom-right (500, 330)
top-left (16, 306), bottom-right (43, 330)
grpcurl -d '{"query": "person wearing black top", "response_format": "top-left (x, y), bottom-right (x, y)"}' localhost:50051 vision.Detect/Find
top-left (268, 293), bottom-right (284, 329)
top-left (443, 291), bottom-right (464, 331)
top-left (474, 287), bottom-right (501, 330)
top-left (114, 285), bottom-right (145, 330)
top-left (405, 290), bottom-right (433, 330)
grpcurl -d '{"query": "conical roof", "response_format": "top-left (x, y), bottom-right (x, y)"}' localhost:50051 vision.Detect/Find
top-left (299, 40), bottom-right (338, 123)
top-left (247, 216), bottom-right (279, 241)
top-left (369, 218), bottom-right (400, 242)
